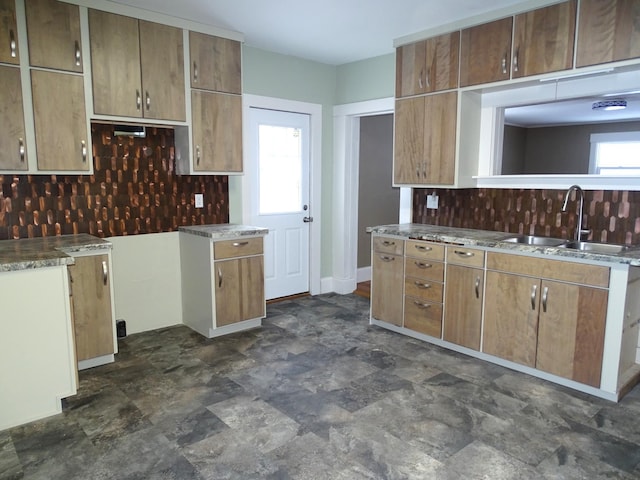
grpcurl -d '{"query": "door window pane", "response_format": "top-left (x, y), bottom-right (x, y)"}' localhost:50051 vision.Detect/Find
top-left (258, 125), bottom-right (302, 214)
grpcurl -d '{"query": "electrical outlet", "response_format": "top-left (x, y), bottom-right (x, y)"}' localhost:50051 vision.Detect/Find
top-left (426, 194), bottom-right (439, 209)
top-left (195, 193), bottom-right (204, 208)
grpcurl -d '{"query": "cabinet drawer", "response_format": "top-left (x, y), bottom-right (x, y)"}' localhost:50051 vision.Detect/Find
top-left (406, 240), bottom-right (445, 261)
top-left (446, 246), bottom-right (485, 267)
top-left (404, 297), bottom-right (442, 337)
top-left (405, 257), bottom-right (444, 282)
top-left (214, 237), bottom-right (263, 259)
top-left (405, 277), bottom-right (443, 303)
top-left (487, 252), bottom-right (609, 288)
top-left (373, 236), bottom-right (404, 255)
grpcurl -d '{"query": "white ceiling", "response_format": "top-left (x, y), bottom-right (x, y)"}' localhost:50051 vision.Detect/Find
top-left (108, 0), bottom-right (528, 65)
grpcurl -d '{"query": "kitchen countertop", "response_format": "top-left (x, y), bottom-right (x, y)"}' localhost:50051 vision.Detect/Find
top-left (0, 234), bottom-right (112, 272)
top-left (179, 224), bottom-right (269, 239)
top-left (368, 224), bottom-right (640, 267)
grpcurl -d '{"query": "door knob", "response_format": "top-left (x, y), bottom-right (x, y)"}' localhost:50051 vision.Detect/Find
top-left (303, 216), bottom-right (313, 223)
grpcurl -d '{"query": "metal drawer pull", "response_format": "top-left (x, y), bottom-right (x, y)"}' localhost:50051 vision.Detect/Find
top-left (475, 276), bottom-right (480, 298)
top-left (380, 255), bottom-right (395, 262)
top-left (218, 268), bottom-right (222, 288)
top-left (415, 262), bottom-right (431, 269)
top-left (19, 138), bottom-right (25, 162)
top-left (382, 240), bottom-right (395, 246)
top-left (81, 140), bottom-right (87, 163)
top-left (414, 300), bottom-right (431, 309)
top-left (415, 281), bottom-right (431, 289)
top-left (232, 241), bottom-right (249, 247)
top-left (415, 245), bottom-right (432, 252)
top-left (454, 250), bottom-right (474, 257)
top-left (75, 40), bottom-right (81, 66)
top-left (542, 286), bottom-right (548, 313)
top-left (10, 30), bottom-right (16, 57)
top-left (530, 284), bottom-right (537, 310)
top-left (193, 61), bottom-right (198, 82)
top-left (102, 260), bottom-right (108, 286)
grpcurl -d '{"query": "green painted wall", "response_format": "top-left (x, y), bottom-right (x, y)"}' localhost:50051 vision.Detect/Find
top-left (335, 53), bottom-right (395, 105)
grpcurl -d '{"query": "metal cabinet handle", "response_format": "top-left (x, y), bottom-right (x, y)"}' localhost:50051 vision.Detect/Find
top-left (382, 240), bottom-right (395, 246)
top-left (10, 29), bottom-right (16, 58)
top-left (18, 138), bottom-right (25, 163)
top-left (425, 68), bottom-right (430, 88)
top-left (81, 140), bottom-right (87, 163)
top-left (414, 281), bottom-right (431, 289)
top-left (415, 261), bottom-right (432, 269)
top-left (218, 267), bottom-right (222, 288)
top-left (513, 47), bottom-right (519, 73)
top-left (74, 40), bottom-right (81, 66)
top-left (415, 245), bottom-right (432, 252)
top-left (475, 276), bottom-right (480, 299)
top-left (416, 167), bottom-right (420, 177)
top-left (193, 61), bottom-right (198, 83)
top-left (542, 286), bottom-right (548, 313)
top-left (501, 55), bottom-right (507, 74)
top-left (145, 91), bottom-right (151, 110)
top-left (232, 241), bottom-right (249, 247)
top-left (418, 70), bottom-right (423, 89)
top-left (136, 90), bottom-right (141, 110)
top-left (379, 255), bottom-right (395, 262)
top-left (530, 284), bottom-right (537, 310)
top-left (196, 145), bottom-right (201, 165)
top-left (102, 260), bottom-right (108, 286)
top-left (454, 250), bottom-right (474, 257)
top-left (414, 300), bottom-right (431, 309)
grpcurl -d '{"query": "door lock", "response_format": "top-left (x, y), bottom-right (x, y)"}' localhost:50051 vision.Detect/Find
top-left (303, 216), bottom-right (314, 223)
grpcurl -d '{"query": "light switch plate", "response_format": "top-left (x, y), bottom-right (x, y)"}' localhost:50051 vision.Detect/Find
top-left (426, 194), bottom-right (439, 209)
top-left (195, 193), bottom-right (204, 208)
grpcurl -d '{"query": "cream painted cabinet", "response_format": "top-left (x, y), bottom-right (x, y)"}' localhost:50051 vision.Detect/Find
top-left (89, 9), bottom-right (185, 122)
top-left (0, 0), bottom-right (18, 64)
top-left (576, 0), bottom-right (640, 68)
top-left (25, 0), bottom-right (82, 72)
top-left (189, 31), bottom-right (241, 94)
top-left (394, 91), bottom-right (457, 186)
top-left (68, 253), bottom-right (115, 365)
top-left (484, 252), bottom-right (609, 387)
top-left (0, 65), bottom-right (27, 170)
top-left (371, 236), bottom-right (404, 326)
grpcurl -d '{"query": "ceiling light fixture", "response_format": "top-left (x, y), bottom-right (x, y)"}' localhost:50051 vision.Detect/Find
top-left (592, 99), bottom-right (627, 111)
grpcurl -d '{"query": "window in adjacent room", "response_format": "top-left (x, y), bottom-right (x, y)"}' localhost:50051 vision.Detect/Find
top-left (589, 131), bottom-right (640, 175)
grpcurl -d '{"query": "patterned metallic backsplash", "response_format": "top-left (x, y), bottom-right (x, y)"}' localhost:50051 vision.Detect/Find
top-left (413, 188), bottom-right (640, 245)
top-left (0, 124), bottom-right (229, 240)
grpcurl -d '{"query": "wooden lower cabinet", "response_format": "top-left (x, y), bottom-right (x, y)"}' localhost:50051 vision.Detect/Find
top-left (214, 255), bottom-right (265, 326)
top-left (69, 254), bottom-right (114, 362)
top-left (371, 251), bottom-right (404, 326)
top-left (404, 297), bottom-right (442, 337)
top-left (443, 264), bottom-right (483, 350)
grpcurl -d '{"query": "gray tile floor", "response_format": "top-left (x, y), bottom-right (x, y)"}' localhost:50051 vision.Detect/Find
top-left (2, 293), bottom-right (640, 479)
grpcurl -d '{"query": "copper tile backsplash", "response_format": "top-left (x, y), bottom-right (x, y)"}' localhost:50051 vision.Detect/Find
top-left (0, 124), bottom-right (229, 240)
top-left (413, 188), bottom-right (640, 245)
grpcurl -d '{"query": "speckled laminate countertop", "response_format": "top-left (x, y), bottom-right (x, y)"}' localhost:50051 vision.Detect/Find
top-left (368, 224), bottom-right (640, 267)
top-left (179, 224), bottom-right (268, 239)
top-left (0, 234), bottom-right (112, 272)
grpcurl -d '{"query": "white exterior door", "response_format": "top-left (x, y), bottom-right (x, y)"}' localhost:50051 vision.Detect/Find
top-left (247, 107), bottom-right (311, 300)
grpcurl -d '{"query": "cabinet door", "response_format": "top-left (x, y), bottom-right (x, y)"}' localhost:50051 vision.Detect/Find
top-left (576, 0), bottom-right (640, 67)
top-left (460, 17), bottom-right (513, 87)
top-left (372, 252), bottom-right (404, 326)
top-left (89, 10), bottom-right (143, 118)
top-left (394, 96), bottom-right (424, 184)
top-left (396, 40), bottom-right (427, 97)
top-left (25, 0), bottom-right (82, 72)
top-left (0, 66), bottom-right (26, 170)
top-left (483, 271), bottom-right (539, 367)
top-left (0, 0), bottom-right (18, 64)
top-left (426, 31), bottom-right (459, 92)
top-left (70, 255), bottom-right (114, 361)
top-left (190, 31), bottom-right (241, 94)
top-left (512, 1), bottom-right (576, 79)
top-left (423, 91), bottom-right (456, 185)
top-left (444, 265), bottom-right (483, 350)
top-left (31, 70), bottom-right (89, 171)
top-left (192, 90), bottom-right (242, 172)
top-left (215, 256), bottom-right (264, 326)
top-left (139, 20), bottom-right (185, 121)
top-left (536, 280), bottom-right (607, 387)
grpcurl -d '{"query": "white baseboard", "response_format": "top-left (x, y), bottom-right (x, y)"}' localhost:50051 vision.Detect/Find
top-left (357, 266), bottom-right (371, 283)
top-left (320, 276), bottom-right (357, 295)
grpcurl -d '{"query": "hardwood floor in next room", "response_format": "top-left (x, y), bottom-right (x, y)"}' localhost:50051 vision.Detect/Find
top-left (1, 294), bottom-right (640, 479)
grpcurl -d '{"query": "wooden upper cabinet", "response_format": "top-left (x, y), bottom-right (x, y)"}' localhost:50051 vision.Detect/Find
top-left (576, 0), bottom-right (640, 68)
top-left (0, 65), bottom-right (26, 170)
top-left (394, 96), bottom-right (424, 184)
top-left (460, 17), bottom-right (513, 87)
top-left (89, 10), bottom-right (185, 121)
top-left (396, 31), bottom-right (459, 97)
top-left (0, 0), bottom-right (18, 64)
top-left (31, 69), bottom-right (89, 171)
top-left (25, 0), bottom-right (82, 72)
top-left (512, 1), bottom-right (576, 78)
top-left (190, 31), bottom-right (241, 94)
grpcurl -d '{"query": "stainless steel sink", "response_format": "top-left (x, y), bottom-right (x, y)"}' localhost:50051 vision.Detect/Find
top-left (501, 235), bottom-right (567, 247)
top-left (558, 241), bottom-right (630, 255)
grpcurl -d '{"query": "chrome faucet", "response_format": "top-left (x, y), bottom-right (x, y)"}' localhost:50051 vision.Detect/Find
top-left (561, 185), bottom-right (590, 241)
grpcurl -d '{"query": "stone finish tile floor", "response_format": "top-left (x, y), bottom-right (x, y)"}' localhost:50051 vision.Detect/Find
top-left (2, 293), bottom-right (640, 479)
